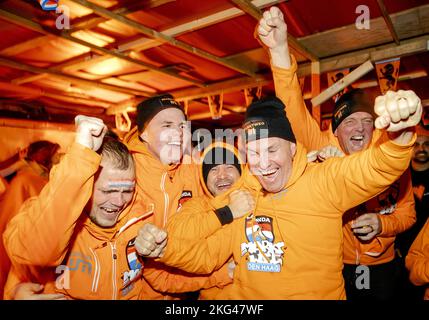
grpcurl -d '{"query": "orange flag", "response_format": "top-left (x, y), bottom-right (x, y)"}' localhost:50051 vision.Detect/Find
top-left (375, 58), bottom-right (400, 94)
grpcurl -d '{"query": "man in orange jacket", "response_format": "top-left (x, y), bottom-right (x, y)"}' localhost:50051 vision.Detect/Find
top-left (405, 208), bottom-right (429, 300)
top-left (398, 123), bottom-right (429, 299)
top-left (258, 6), bottom-right (416, 300)
top-left (0, 140), bottom-right (59, 299)
top-left (124, 94), bottom-right (235, 299)
top-left (5, 116), bottom-right (232, 300)
top-left (136, 142), bottom-right (253, 299)
top-left (3, 116), bottom-right (150, 299)
top-left (141, 89), bottom-right (422, 299)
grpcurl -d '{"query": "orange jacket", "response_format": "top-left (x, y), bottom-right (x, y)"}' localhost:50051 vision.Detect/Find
top-left (273, 55), bottom-right (416, 265)
top-left (160, 136), bottom-right (415, 299)
top-left (165, 142), bottom-right (245, 300)
top-left (0, 175), bottom-right (7, 200)
top-left (124, 128), bottom-right (231, 300)
top-left (406, 217), bottom-right (429, 300)
top-left (3, 143), bottom-right (153, 300)
top-left (0, 160), bottom-right (48, 299)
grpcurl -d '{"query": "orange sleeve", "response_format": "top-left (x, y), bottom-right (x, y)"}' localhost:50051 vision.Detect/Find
top-left (167, 198), bottom-right (223, 240)
top-left (272, 55), bottom-right (336, 151)
top-left (405, 218), bottom-right (429, 286)
top-left (159, 221), bottom-right (236, 275)
top-left (3, 143), bottom-right (100, 267)
top-left (379, 169), bottom-right (416, 237)
top-left (316, 133), bottom-right (416, 214)
top-left (142, 259), bottom-right (232, 294)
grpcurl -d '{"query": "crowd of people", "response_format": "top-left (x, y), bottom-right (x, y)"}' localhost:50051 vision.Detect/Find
top-left (0, 6), bottom-right (428, 300)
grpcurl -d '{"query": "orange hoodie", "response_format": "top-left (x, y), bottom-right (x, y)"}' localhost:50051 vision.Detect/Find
top-left (3, 143), bottom-right (154, 300)
top-left (124, 128), bottom-right (231, 300)
top-left (405, 218), bottom-right (429, 300)
top-left (272, 55), bottom-right (416, 266)
top-left (160, 135), bottom-right (415, 299)
top-left (0, 175), bottom-right (7, 199)
top-left (0, 160), bottom-right (48, 299)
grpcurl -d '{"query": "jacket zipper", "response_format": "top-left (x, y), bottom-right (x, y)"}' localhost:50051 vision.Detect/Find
top-left (89, 248), bottom-right (101, 293)
top-left (160, 172), bottom-right (169, 227)
top-left (111, 242), bottom-right (118, 300)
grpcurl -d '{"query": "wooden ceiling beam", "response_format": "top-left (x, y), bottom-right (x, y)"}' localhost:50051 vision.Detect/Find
top-left (0, 8), bottom-right (205, 88)
top-left (8, 0), bottom-right (284, 85)
top-left (107, 33), bottom-right (429, 115)
top-left (70, 0), bottom-right (175, 31)
top-left (0, 35), bottom-right (53, 56)
top-left (70, 0), bottom-right (256, 77)
top-left (376, 0), bottom-right (400, 45)
top-left (0, 56), bottom-right (147, 97)
top-left (230, 0), bottom-right (319, 61)
top-left (0, 117), bottom-right (75, 131)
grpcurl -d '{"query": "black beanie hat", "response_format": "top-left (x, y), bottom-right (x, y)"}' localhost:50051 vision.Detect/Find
top-left (331, 89), bottom-right (375, 133)
top-left (136, 94), bottom-right (184, 132)
top-left (202, 147), bottom-right (241, 185)
top-left (243, 96), bottom-right (296, 143)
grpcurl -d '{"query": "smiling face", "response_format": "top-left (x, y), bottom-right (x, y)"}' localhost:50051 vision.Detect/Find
top-left (334, 111), bottom-right (374, 155)
top-left (206, 164), bottom-right (241, 197)
top-left (89, 157), bottom-right (135, 228)
top-left (412, 135), bottom-right (429, 171)
top-left (140, 108), bottom-right (188, 165)
top-left (246, 137), bottom-right (296, 193)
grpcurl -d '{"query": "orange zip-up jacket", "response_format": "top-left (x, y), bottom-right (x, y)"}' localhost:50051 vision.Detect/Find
top-left (0, 161), bottom-right (48, 299)
top-left (0, 175), bottom-right (7, 200)
top-left (124, 128), bottom-right (231, 300)
top-left (273, 55), bottom-right (416, 265)
top-left (160, 135), bottom-right (415, 299)
top-left (3, 143), bottom-right (155, 300)
top-left (406, 218), bottom-right (429, 300)
top-left (165, 142), bottom-right (245, 300)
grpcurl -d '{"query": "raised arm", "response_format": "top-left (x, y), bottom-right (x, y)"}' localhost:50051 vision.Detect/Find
top-left (257, 6), bottom-right (334, 150)
top-left (317, 91), bottom-right (422, 213)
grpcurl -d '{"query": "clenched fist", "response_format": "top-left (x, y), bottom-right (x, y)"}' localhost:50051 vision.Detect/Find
top-left (75, 115), bottom-right (107, 151)
top-left (228, 190), bottom-right (255, 219)
top-left (351, 213), bottom-right (382, 241)
top-left (257, 6), bottom-right (287, 50)
top-left (374, 90), bottom-right (422, 132)
top-left (135, 223), bottom-right (167, 258)
top-left (307, 145), bottom-right (345, 163)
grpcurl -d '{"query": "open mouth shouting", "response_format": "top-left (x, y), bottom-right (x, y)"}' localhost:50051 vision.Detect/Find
top-left (215, 180), bottom-right (233, 192)
top-left (349, 134), bottom-right (366, 150)
top-left (259, 168), bottom-right (279, 182)
top-left (100, 206), bottom-right (122, 219)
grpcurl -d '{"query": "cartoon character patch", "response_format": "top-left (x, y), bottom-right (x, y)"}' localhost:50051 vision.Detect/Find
top-left (375, 181), bottom-right (400, 214)
top-left (241, 215), bottom-right (285, 273)
top-left (120, 237), bottom-right (143, 296)
top-left (177, 190), bottom-right (192, 211)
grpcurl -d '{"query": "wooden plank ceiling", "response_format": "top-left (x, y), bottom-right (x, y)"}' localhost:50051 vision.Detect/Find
top-left (0, 0), bottom-right (428, 131)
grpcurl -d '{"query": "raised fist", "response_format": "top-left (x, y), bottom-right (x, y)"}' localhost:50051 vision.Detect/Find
top-left (257, 6), bottom-right (287, 50)
top-left (228, 190), bottom-right (255, 219)
top-left (307, 145), bottom-right (345, 162)
top-left (374, 90), bottom-right (422, 132)
top-left (135, 223), bottom-right (167, 258)
top-left (74, 115), bottom-right (107, 151)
